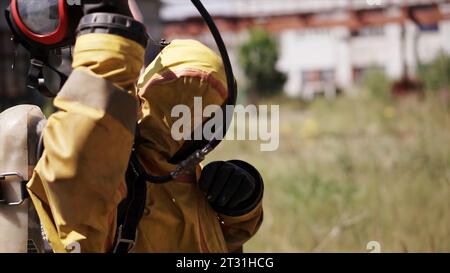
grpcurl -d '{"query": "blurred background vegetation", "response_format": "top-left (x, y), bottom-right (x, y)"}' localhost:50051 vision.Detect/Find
top-left (208, 91), bottom-right (450, 252)
top-left (238, 28), bottom-right (287, 100)
top-left (205, 29), bottom-right (450, 252)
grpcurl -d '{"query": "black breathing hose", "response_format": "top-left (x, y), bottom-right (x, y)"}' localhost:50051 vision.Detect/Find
top-left (191, 0), bottom-right (238, 148)
top-left (146, 0), bottom-right (237, 183)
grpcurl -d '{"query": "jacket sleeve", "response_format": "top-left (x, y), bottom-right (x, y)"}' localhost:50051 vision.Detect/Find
top-left (26, 34), bottom-right (144, 253)
top-left (219, 203), bottom-right (264, 253)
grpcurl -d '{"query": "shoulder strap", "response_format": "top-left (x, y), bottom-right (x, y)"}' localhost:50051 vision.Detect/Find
top-left (112, 149), bottom-right (148, 253)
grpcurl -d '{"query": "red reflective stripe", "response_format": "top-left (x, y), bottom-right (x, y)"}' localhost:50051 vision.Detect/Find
top-left (11, 0), bottom-right (68, 45)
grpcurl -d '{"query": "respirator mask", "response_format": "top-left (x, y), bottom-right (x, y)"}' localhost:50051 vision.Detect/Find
top-left (5, 0), bottom-right (83, 97)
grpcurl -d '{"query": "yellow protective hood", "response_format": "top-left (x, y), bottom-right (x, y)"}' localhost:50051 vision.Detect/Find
top-left (136, 39), bottom-right (228, 178)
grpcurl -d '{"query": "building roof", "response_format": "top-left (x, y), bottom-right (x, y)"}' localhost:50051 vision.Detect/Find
top-left (161, 0), bottom-right (450, 21)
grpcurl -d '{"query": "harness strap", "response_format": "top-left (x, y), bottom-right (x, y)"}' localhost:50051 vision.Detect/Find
top-left (0, 172), bottom-right (28, 206)
top-left (112, 150), bottom-right (148, 253)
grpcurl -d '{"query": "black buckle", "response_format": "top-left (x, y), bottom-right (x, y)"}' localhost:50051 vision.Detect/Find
top-left (112, 225), bottom-right (137, 253)
top-left (0, 172), bottom-right (28, 206)
top-left (27, 59), bottom-right (44, 92)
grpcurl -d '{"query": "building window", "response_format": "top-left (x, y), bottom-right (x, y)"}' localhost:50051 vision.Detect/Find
top-left (352, 66), bottom-right (385, 85)
top-left (410, 4), bottom-right (440, 32)
top-left (351, 26), bottom-right (385, 37)
top-left (418, 23), bottom-right (439, 32)
top-left (302, 70), bottom-right (335, 85)
top-left (301, 69), bottom-right (337, 99)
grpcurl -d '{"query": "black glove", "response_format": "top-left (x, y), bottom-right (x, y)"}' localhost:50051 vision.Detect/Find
top-left (83, 0), bottom-right (133, 17)
top-left (199, 160), bottom-right (264, 217)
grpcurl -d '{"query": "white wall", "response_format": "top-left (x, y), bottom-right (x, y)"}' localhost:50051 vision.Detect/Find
top-left (418, 32), bottom-right (445, 63)
top-left (440, 20), bottom-right (450, 55)
top-left (350, 36), bottom-right (389, 68)
top-left (385, 23), bottom-right (404, 79)
top-left (279, 19), bottom-right (450, 97)
top-left (336, 31), bottom-right (353, 89)
top-left (278, 29), bottom-right (344, 96)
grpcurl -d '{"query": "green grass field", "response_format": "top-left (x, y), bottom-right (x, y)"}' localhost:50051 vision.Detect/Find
top-left (206, 92), bottom-right (450, 252)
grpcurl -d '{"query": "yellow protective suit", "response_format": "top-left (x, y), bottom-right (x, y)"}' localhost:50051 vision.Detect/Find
top-left (27, 34), bottom-right (263, 253)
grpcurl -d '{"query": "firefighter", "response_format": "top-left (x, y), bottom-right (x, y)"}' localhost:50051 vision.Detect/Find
top-left (1, 0), bottom-right (263, 253)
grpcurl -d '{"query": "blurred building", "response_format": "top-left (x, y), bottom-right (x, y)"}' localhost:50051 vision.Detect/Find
top-left (162, 0), bottom-right (450, 99)
top-left (134, 0), bottom-right (163, 65)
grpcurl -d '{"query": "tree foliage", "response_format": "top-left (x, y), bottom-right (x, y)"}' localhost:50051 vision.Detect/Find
top-left (362, 67), bottom-right (392, 100)
top-left (239, 28), bottom-right (286, 98)
top-left (419, 51), bottom-right (450, 92)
